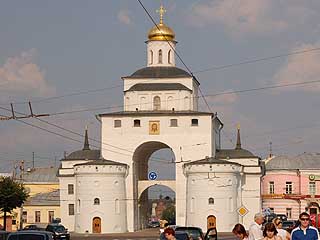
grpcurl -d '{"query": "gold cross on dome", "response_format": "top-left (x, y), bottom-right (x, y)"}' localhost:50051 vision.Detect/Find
top-left (156, 5), bottom-right (166, 24)
top-left (237, 123), bottom-right (240, 130)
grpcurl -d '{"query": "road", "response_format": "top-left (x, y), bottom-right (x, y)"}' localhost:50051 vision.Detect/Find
top-left (70, 228), bottom-right (236, 240)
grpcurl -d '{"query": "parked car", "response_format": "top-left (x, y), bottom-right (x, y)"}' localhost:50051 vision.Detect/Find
top-left (148, 220), bottom-right (160, 228)
top-left (0, 230), bottom-right (9, 240)
top-left (276, 214), bottom-right (288, 222)
top-left (175, 231), bottom-right (190, 240)
top-left (282, 220), bottom-right (296, 233)
top-left (175, 226), bottom-right (205, 240)
top-left (23, 224), bottom-right (43, 231)
top-left (45, 223), bottom-right (70, 240)
top-left (204, 227), bottom-right (218, 240)
top-left (160, 231), bottom-right (189, 240)
top-left (7, 230), bottom-right (53, 240)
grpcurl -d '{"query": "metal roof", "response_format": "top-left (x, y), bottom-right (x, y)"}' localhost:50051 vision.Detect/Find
top-left (23, 167), bottom-right (58, 183)
top-left (185, 157), bottom-right (242, 166)
top-left (266, 153), bottom-right (320, 170)
top-left (215, 149), bottom-right (257, 159)
top-left (99, 110), bottom-right (213, 117)
top-left (124, 66), bottom-right (192, 79)
top-left (126, 83), bottom-right (191, 92)
top-left (62, 149), bottom-right (100, 161)
top-left (24, 189), bottom-right (59, 206)
top-left (74, 159), bottom-right (127, 167)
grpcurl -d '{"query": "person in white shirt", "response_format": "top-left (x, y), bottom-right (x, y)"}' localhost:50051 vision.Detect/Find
top-left (249, 213), bottom-right (265, 240)
top-left (272, 217), bottom-right (290, 240)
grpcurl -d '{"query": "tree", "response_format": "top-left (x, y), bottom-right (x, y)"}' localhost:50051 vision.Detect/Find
top-left (0, 177), bottom-right (29, 231)
top-left (162, 205), bottom-right (175, 225)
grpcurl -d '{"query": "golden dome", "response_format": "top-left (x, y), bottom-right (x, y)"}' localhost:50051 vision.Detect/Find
top-left (148, 23), bottom-right (175, 41)
top-left (147, 5), bottom-right (175, 41)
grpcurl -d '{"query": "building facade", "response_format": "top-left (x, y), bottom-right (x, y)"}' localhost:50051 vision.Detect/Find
top-left (262, 153), bottom-right (320, 220)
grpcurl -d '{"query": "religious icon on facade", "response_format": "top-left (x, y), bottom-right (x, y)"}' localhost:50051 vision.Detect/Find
top-left (149, 121), bottom-right (160, 135)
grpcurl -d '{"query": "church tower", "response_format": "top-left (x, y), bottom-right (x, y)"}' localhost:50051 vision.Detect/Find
top-left (122, 5), bottom-right (200, 112)
top-left (99, 4), bottom-right (223, 232)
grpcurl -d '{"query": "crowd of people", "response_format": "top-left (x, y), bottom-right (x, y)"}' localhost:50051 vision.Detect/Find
top-left (161, 211), bottom-right (320, 240)
top-left (233, 212), bottom-right (320, 240)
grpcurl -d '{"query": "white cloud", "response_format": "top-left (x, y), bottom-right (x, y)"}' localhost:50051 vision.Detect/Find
top-left (0, 49), bottom-right (55, 97)
top-left (273, 43), bottom-right (320, 92)
top-left (117, 10), bottom-right (132, 25)
top-left (188, 0), bottom-right (318, 37)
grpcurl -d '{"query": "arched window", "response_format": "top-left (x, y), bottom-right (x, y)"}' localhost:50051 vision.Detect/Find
top-left (190, 197), bottom-right (195, 213)
top-left (208, 197), bottom-right (214, 205)
top-left (115, 199), bottom-right (120, 214)
top-left (94, 198), bottom-right (100, 205)
top-left (158, 49), bottom-right (163, 64)
top-left (153, 96), bottom-right (161, 110)
top-left (168, 50), bottom-right (171, 64)
top-left (150, 50), bottom-right (153, 65)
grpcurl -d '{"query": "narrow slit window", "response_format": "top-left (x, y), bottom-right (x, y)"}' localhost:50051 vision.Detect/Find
top-left (158, 49), bottom-right (163, 64)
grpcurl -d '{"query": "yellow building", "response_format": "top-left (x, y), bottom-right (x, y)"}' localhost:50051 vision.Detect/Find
top-left (13, 167), bottom-right (60, 230)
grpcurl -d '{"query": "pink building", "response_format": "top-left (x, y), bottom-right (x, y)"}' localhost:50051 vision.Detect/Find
top-left (262, 153), bottom-right (320, 220)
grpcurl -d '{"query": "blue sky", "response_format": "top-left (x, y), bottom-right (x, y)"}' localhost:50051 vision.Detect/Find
top-left (1, 0), bottom-right (320, 172)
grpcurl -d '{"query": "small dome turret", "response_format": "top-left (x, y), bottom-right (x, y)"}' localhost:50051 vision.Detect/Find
top-left (147, 5), bottom-right (175, 41)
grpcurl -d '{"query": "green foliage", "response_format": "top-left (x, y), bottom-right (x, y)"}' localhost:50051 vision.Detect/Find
top-left (0, 177), bottom-right (29, 213)
top-left (162, 205), bottom-right (176, 224)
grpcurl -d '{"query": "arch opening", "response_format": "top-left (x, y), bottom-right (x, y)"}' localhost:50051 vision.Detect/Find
top-left (132, 141), bottom-right (176, 230)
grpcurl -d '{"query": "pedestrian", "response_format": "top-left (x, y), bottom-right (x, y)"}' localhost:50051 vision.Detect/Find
top-left (164, 227), bottom-right (176, 240)
top-left (233, 223), bottom-right (249, 240)
top-left (249, 213), bottom-right (265, 240)
top-left (272, 217), bottom-right (290, 240)
top-left (262, 223), bottom-right (281, 240)
top-left (291, 212), bottom-right (320, 240)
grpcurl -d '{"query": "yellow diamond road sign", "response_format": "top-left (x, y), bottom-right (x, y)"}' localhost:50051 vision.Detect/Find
top-left (237, 206), bottom-right (249, 217)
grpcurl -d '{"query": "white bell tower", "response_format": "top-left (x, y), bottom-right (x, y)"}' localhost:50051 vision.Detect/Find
top-left (146, 5), bottom-right (176, 67)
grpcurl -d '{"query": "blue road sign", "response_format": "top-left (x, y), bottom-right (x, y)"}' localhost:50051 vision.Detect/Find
top-left (148, 171), bottom-right (157, 180)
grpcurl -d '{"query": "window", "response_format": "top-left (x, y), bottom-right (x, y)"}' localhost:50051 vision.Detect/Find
top-left (150, 50), bottom-right (153, 64)
top-left (77, 199), bottom-right (81, 213)
top-left (190, 197), bottom-right (195, 213)
top-left (35, 211), bottom-right (40, 223)
top-left (158, 49), bottom-right (162, 64)
top-left (115, 199), bottom-right (120, 214)
top-left (191, 119), bottom-right (199, 126)
top-left (168, 50), bottom-right (171, 64)
top-left (208, 197), bottom-right (214, 205)
top-left (286, 208), bottom-right (292, 219)
top-left (134, 119), bottom-right (141, 127)
top-left (286, 182), bottom-right (293, 194)
top-left (68, 184), bottom-right (74, 195)
top-left (269, 181), bottom-right (275, 194)
top-left (68, 204), bottom-right (75, 216)
top-left (309, 181), bottom-right (316, 195)
top-left (94, 198), bottom-right (100, 205)
top-left (170, 119), bottom-right (178, 127)
top-left (22, 211), bottom-right (27, 223)
top-left (153, 96), bottom-right (161, 110)
top-left (114, 120), bottom-right (121, 128)
top-left (48, 211), bottom-right (54, 223)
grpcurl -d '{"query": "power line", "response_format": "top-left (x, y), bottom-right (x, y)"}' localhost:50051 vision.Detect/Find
top-left (8, 78), bottom-right (318, 117)
top-left (0, 106), bottom-right (176, 164)
top-left (194, 46), bottom-right (320, 74)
